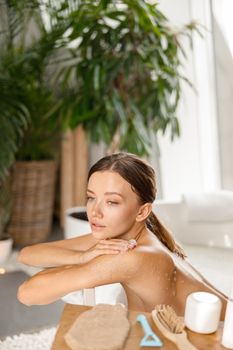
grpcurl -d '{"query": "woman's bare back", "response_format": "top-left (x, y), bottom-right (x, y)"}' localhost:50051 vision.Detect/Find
top-left (119, 231), bottom-right (180, 313)
top-left (120, 231), bottom-right (226, 317)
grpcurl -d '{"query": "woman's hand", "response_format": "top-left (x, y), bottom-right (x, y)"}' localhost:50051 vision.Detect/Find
top-left (79, 238), bottom-right (137, 264)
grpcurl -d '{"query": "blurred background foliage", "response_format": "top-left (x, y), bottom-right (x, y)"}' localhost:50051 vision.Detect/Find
top-left (0, 0), bottom-right (198, 181)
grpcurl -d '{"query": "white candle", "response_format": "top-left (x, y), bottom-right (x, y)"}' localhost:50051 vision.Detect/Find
top-left (221, 278), bottom-right (233, 349)
top-left (184, 292), bottom-right (222, 334)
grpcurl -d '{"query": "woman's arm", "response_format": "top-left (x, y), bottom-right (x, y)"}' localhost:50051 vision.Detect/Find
top-left (17, 235), bottom-right (131, 268)
top-left (17, 233), bottom-right (96, 267)
top-left (17, 251), bottom-right (139, 306)
top-left (18, 241), bottom-right (84, 268)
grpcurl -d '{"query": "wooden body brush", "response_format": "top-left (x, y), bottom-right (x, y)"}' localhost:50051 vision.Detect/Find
top-left (151, 305), bottom-right (198, 350)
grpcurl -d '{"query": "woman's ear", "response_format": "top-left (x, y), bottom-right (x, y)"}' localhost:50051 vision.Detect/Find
top-left (136, 203), bottom-right (152, 222)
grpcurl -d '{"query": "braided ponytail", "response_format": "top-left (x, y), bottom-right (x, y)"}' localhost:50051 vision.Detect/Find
top-left (147, 211), bottom-right (186, 259)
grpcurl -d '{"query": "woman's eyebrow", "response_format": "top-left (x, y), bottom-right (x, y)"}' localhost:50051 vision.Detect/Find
top-left (87, 189), bottom-right (124, 198)
top-left (104, 191), bottom-right (124, 198)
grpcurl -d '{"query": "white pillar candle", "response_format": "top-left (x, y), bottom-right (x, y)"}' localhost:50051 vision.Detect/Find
top-left (184, 292), bottom-right (222, 334)
top-left (221, 278), bottom-right (233, 349)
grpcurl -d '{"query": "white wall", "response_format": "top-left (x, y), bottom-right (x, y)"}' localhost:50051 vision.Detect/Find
top-left (157, 0), bottom-right (221, 199)
top-left (212, 1), bottom-right (233, 190)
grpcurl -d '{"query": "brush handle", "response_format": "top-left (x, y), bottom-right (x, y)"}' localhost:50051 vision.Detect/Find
top-left (137, 314), bottom-right (163, 347)
top-left (175, 333), bottom-right (198, 350)
top-left (137, 314), bottom-right (153, 335)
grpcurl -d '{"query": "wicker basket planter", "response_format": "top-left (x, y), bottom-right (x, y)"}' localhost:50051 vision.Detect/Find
top-left (8, 160), bottom-right (57, 245)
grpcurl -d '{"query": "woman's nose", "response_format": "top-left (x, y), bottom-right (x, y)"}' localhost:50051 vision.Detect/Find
top-left (92, 201), bottom-right (103, 218)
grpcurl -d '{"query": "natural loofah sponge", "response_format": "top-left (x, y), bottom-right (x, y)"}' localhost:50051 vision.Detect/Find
top-left (64, 304), bottom-right (130, 350)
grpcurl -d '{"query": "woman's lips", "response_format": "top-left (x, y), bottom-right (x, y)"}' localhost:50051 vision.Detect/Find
top-left (91, 223), bottom-right (106, 231)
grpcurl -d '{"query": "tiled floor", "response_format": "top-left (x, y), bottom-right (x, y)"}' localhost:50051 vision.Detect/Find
top-left (0, 220), bottom-right (65, 339)
top-left (0, 271), bottom-right (64, 339)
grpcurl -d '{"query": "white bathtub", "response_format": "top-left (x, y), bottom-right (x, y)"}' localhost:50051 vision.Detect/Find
top-left (153, 199), bottom-right (233, 249)
top-left (65, 206), bottom-right (90, 239)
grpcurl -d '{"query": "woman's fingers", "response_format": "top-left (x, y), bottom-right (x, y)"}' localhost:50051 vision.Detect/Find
top-left (100, 239), bottom-right (127, 244)
top-left (80, 246), bottom-right (121, 264)
top-left (94, 249), bottom-right (120, 256)
top-left (99, 239), bottom-right (137, 250)
top-left (81, 239), bottom-right (137, 263)
top-left (96, 242), bottom-right (129, 251)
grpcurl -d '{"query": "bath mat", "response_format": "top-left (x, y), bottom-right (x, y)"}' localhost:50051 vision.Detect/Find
top-left (0, 327), bottom-right (57, 350)
top-left (64, 303), bottom-right (130, 350)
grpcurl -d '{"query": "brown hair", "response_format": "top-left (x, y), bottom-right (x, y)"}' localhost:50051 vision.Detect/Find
top-left (88, 152), bottom-right (186, 259)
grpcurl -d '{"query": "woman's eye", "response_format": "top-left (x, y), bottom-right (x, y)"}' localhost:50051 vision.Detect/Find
top-left (107, 201), bottom-right (118, 205)
top-left (87, 196), bottom-right (95, 202)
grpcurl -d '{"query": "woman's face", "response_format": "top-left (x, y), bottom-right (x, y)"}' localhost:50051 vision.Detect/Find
top-left (86, 170), bottom-right (142, 240)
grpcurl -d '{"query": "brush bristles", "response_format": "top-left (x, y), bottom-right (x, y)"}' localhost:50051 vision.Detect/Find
top-left (154, 305), bottom-right (184, 334)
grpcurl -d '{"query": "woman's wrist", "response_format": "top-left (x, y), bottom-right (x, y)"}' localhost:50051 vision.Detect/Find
top-left (75, 250), bottom-right (85, 265)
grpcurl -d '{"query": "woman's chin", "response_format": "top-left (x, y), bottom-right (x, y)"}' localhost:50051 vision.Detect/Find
top-left (92, 231), bottom-right (108, 240)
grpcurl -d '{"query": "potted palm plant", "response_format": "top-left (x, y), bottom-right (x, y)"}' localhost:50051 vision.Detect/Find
top-left (0, 0), bottom-right (65, 245)
top-left (0, 0), bottom-right (31, 255)
top-left (0, 73), bottom-right (30, 260)
top-left (4, 42), bottom-right (64, 245)
top-left (46, 0), bottom-right (197, 237)
top-left (7, 81), bottom-right (61, 246)
top-left (55, 0), bottom-right (197, 154)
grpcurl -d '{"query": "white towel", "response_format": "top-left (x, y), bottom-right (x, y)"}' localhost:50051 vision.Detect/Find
top-left (182, 191), bottom-right (233, 222)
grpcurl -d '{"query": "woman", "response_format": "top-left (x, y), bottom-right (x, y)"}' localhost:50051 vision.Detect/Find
top-left (17, 152), bottom-right (227, 318)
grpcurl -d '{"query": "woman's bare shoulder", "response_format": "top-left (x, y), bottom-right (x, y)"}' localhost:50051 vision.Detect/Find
top-left (91, 245), bottom-right (175, 279)
top-left (92, 246), bottom-right (176, 286)
top-left (79, 247), bottom-right (147, 284)
top-left (134, 245), bottom-right (175, 270)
